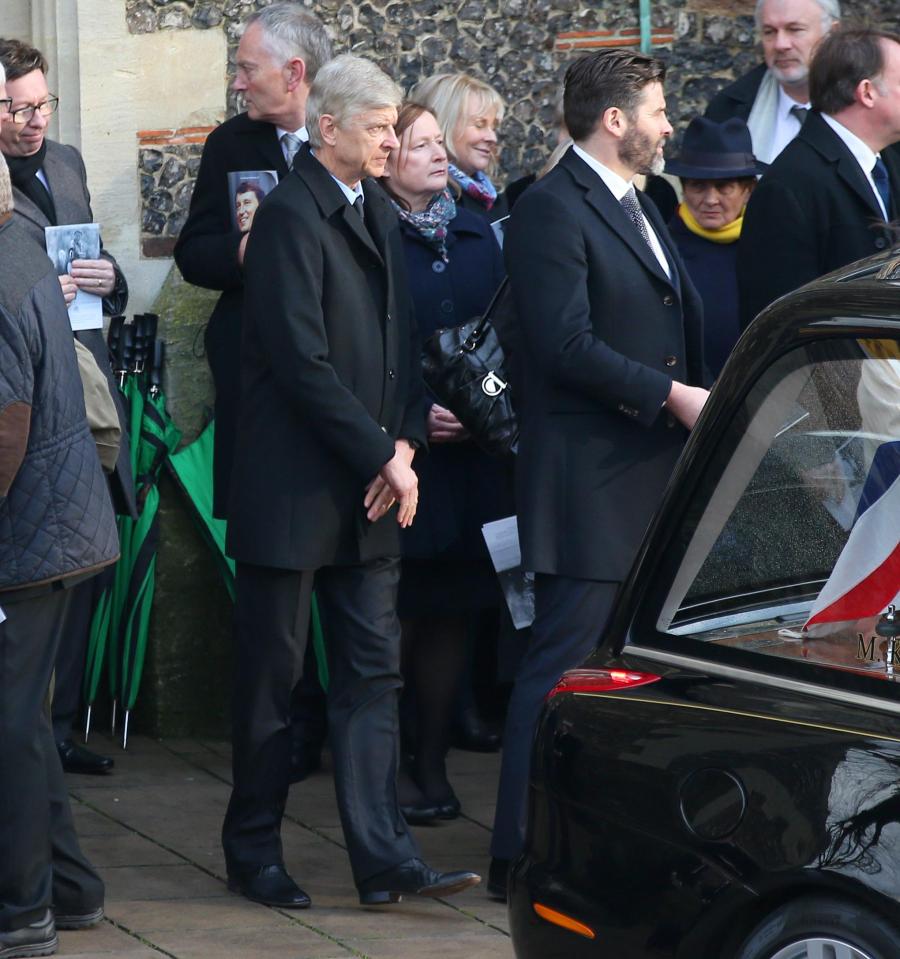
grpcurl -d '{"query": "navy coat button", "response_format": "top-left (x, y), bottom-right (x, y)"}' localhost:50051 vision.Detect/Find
top-left (386, 313), bottom-right (392, 323)
top-left (875, 237), bottom-right (887, 250)
top-left (662, 294), bottom-right (674, 306)
top-left (440, 299), bottom-right (454, 313)
top-left (388, 369), bottom-right (396, 379)
top-left (665, 355), bottom-right (677, 367)
top-left (432, 260), bottom-right (446, 273)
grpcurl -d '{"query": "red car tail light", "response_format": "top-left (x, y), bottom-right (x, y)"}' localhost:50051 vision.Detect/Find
top-left (547, 668), bottom-right (661, 700)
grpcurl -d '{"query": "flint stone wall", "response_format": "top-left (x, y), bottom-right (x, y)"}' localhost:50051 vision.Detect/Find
top-left (131, 0), bottom-right (897, 259)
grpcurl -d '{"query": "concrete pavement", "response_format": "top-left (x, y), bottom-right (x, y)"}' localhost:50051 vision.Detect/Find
top-left (60, 736), bottom-right (513, 959)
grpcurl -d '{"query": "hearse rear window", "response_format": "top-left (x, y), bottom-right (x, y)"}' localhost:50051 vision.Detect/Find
top-left (657, 336), bottom-right (900, 681)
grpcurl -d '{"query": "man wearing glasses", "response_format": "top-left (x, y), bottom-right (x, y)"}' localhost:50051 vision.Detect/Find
top-left (0, 38), bottom-right (136, 780)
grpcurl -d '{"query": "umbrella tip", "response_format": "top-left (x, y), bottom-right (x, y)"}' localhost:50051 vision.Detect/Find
top-left (123, 711), bottom-right (131, 751)
top-left (84, 705), bottom-right (92, 744)
top-left (111, 699), bottom-right (118, 736)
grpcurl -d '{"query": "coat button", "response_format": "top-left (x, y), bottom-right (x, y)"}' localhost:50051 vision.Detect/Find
top-left (440, 299), bottom-right (454, 314)
top-left (662, 294), bottom-right (674, 306)
top-left (875, 237), bottom-right (887, 250)
top-left (386, 313), bottom-right (392, 323)
top-left (665, 355), bottom-right (677, 367)
top-left (388, 369), bottom-right (396, 379)
top-left (432, 260), bottom-right (446, 273)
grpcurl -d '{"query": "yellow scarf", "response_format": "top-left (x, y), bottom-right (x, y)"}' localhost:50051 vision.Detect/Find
top-left (678, 203), bottom-right (743, 244)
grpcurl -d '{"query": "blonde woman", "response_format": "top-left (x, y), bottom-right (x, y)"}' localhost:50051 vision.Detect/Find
top-left (411, 72), bottom-right (507, 221)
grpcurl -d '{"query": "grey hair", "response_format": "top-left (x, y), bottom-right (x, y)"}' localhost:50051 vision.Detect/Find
top-left (305, 55), bottom-right (402, 149)
top-left (245, 3), bottom-right (332, 82)
top-left (755, 0), bottom-right (841, 32)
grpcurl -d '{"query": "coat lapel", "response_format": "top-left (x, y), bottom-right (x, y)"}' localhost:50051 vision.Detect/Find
top-left (802, 113), bottom-right (884, 220)
top-left (41, 142), bottom-right (89, 224)
top-left (563, 149), bottom-right (677, 291)
top-left (235, 117), bottom-right (289, 179)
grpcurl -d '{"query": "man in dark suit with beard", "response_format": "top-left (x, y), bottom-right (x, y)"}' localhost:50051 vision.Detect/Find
top-left (488, 48), bottom-right (709, 898)
top-left (0, 37), bottom-right (134, 779)
top-left (222, 53), bottom-right (480, 909)
top-left (738, 28), bottom-right (900, 328)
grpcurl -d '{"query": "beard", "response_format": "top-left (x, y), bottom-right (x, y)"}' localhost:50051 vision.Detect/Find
top-left (618, 125), bottom-right (666, 176)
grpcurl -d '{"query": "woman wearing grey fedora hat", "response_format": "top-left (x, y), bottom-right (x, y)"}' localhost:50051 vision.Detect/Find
top-left (666, 116), bottom-right (768, 376)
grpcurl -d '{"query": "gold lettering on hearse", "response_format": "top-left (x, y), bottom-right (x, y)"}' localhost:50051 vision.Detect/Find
top-left (856, 634), bottom-right (900, 665)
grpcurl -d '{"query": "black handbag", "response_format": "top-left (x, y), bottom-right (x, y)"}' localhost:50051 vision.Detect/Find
top-left (421, 278), bottom-right (518, 456)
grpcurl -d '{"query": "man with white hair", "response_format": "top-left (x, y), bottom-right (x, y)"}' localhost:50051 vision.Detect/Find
top-left (705, 0), bottom-right (840, 162)
top-left (222, 53), bottom-right (481, 908)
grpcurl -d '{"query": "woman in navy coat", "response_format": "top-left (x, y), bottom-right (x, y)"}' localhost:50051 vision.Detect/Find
top-left (666, 117), bottom-right (767, 377)
top-left (381, 102), bottom-right (509, 820)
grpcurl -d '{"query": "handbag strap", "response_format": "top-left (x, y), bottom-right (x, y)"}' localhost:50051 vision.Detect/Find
top-left (463, 276), bottom-right (510, 352)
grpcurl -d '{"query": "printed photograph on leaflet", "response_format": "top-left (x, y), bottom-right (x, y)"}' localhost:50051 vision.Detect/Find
top-left (45, 222), bottom-right (102, 332)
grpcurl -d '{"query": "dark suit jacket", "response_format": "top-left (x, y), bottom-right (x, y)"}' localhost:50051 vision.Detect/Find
top-left (173, 113), bottom-right (289, 517)
top-left (705, 63), bottom-right (768, 123)
top-left (737, 111), bottom-right (900, 328)
top-left (7, 138), bottom-right (135, 518)
top-left (225, 145), bottom-right (427, 570)
top-left (507, 147), bottom-right (705, 582)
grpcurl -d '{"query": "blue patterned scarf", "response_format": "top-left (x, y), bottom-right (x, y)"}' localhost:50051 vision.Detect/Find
top-left (392, 189), bottom-right (456, 262)
top-left (448, 162), bottom-right (497, 211)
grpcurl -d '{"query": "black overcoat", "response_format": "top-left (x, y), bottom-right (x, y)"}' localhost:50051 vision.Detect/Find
top-left (737, 111), bottom-right (900, 328)
top-left (705, 63), bottom-right (767, 123)
top-left (225, 145), bottom-right (427, 570)
top-left (506, 147), bottom-right (705, 582)
top-left (173, 113), bottom-right (289, 517)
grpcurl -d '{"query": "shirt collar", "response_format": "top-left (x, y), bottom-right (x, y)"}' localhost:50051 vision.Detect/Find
top-left (308, 147), bottom-right (365, 206)
top-left (572, 143), bottom-right (633, 200)
top-left (276, 125), bottom-right (308, 143)
top-left (821, 113), bottom-right (880, 177)
top-left (778, 85), bottom-right (810, 120)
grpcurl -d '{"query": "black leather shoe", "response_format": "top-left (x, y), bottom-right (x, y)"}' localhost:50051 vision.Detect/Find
top-left (53, 906), bottom-right (103, 930)
top-left (0, 910), bottom-right (57, 958)
top-left (400, 801), bottom-right (441, 825)
top-left (56, 740), bottom-right (114, 775)
top-left (434, 795), bottom-right (461, 820)
top-left (487, 857), bottom-right (509, 901)
top-left (358, 858), bottom-right (480, 905)
top-left (227, 864), bottom-right (311, 909)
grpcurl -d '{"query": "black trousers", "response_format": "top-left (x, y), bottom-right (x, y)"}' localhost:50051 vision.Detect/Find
top-left (222, 558), bottom-right (419, 885)
top-left (0, 587), bottom-right (104, 931)
top-left (50, 575), bottom-right (96, 742)
top-left (490, 574), bottom-right (618, 861)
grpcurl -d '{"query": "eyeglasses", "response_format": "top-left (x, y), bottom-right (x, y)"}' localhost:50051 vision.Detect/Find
top-left (0, 97), bottom-right (11, 114)
top-left (10, 96), bottom-right (59, 125)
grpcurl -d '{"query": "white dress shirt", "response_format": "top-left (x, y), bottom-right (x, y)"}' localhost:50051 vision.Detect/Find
top-left (821, 113), bottom-right (889, 219)
top-left (767, 86), bottom-right (811, 164)
top-left (572, 143), bottom-right (671, 278)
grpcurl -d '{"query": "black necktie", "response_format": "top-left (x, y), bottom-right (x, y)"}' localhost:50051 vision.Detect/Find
top-left (353, 195), bottom-right (365, 221)
top-left (872, 156), bottom-right (892, 219)
top-left (790, 104), bottom-right (809, 126)
top-left (620, 187), bottom-right (651, 248)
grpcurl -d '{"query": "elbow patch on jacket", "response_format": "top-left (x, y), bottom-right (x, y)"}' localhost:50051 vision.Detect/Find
top-left (0, 401), bottom-right (32, 497)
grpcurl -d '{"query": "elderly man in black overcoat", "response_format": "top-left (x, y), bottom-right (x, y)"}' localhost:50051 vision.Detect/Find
top-left (488, 48), bottom-right (709, 898)
top-left (738, 28), bottom-right (900, 328)
top-left (222, 53), bottom-right (480, 909)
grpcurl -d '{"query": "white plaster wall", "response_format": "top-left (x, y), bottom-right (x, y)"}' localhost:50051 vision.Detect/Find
top-left (74, 2), bottom-right (226, 314)
top-left (2, 2), bottom-right (31, 44)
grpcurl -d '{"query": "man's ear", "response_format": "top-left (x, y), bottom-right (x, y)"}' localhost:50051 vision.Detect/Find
top-left (285, 56), bottom-right (306, 92)
top-left (856, 76), bottom-right (879, 109)
top-left (602, 106), bottom-right (628, 139)
top-left (319, 114), bottom-right (338, 147)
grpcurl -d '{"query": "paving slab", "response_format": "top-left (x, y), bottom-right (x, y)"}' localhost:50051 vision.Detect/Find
top-left (57, 736), bottom-right (513, 958)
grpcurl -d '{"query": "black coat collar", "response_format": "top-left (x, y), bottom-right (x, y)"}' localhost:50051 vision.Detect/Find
top-left (560, 146), bottom-right (678, 291)
top-left (231, 112), bottom-right (289, 177)
top-left (798, 111), bottom-right (898, 219)
top-left (719, 63), bottom-right (768, 108)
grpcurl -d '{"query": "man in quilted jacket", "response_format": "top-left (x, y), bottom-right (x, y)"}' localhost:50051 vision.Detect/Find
top-left (0, 67), bottom-right (119, 958)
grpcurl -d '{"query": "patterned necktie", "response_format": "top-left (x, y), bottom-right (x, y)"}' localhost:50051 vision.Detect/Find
top-left (790, 104), bottom-right (809, 126)
top-left (620, 186), bottom-right (652, 248)
top-left (281, 132), bottom-right (302, 168)
top-left (872, 156), bottom-right (892, 220)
